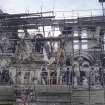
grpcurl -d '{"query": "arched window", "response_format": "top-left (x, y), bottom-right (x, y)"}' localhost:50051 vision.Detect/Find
top-left (33, 34), bottom-right (44, 53)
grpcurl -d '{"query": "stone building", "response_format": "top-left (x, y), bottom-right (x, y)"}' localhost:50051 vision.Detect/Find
top-left (0, 9), bottom-right (105, 105)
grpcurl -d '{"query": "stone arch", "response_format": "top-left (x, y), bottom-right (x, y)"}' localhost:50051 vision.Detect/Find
top-left (71, 51), bottom-right (96, 66)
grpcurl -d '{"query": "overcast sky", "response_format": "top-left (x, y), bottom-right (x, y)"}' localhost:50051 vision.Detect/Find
top-left (0, 0), bottom-right (103, 14)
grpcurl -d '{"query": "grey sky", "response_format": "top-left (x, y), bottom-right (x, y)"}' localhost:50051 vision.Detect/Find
top-left (0, 0), bottom-right (103, 14)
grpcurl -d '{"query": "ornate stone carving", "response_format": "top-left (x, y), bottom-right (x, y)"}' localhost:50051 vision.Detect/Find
top-left (16, 39), bottom-right (32, 62)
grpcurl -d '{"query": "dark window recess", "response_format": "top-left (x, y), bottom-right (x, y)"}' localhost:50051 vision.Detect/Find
top-left (24, 72), bottom-right (30, 79)
top-left (35, 41), bottom-right (43, 53)
top-left (100, 29), bottom-right (104, 36)
top-left (32, 34), bottom-right (44, 53)
top-left (50, 71), bottom-right (57, 84)
top-left (88, 26), bottom-right (96, 31)
top-left (62, 26), bottom-right (72, 34)
top-left (83, 64), bottom-right (89, 67)
top-left (66, 58), bottom-right (71, 66)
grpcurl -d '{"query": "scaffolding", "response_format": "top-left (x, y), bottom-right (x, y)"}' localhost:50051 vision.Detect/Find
top-left (0, 9), bottom-right (105, 105)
